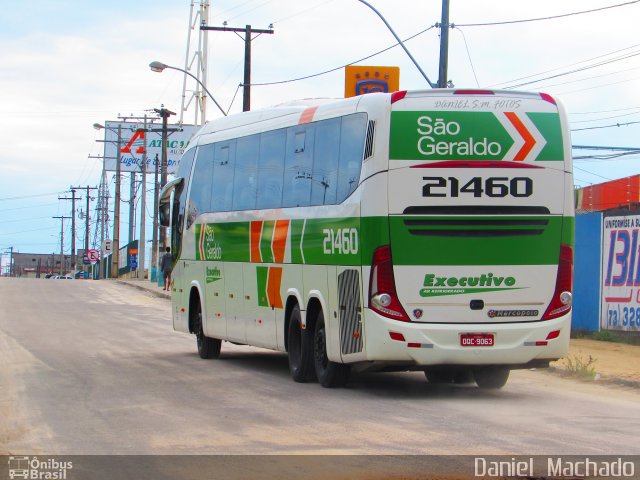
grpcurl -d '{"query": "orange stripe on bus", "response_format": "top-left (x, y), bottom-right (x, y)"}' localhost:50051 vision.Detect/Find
top-left (299, 106), bottom-right (319, 124)
top-left (505, 111), bottom-right (535, 161)
top-left (272, 220), bottom-right (289, 264)
top-left (267, 267), bottom-right (283, 309)
top-left (250, 221), bottom-right (263, 263)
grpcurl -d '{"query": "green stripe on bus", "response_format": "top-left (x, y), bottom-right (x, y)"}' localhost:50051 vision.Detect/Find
top-left (290, 220), bottom-right (304, 264)
top-left (195, 214), bottom-right (567, 267)
top-left (260, 221), bottom-right (275, 263)
top-left (256, 266), bottom-right (269, 307)
top-left (389, 216), bottom-right (563, 266)
top-left (527, 112), bottom-right (564, 161)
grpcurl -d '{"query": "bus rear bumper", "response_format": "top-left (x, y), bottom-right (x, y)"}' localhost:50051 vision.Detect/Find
top-left (360, 309), bottom-right (571, 367)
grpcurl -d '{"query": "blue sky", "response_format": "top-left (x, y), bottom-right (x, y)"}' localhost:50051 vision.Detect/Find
top-left (1, 0), bottom-right (640, 267)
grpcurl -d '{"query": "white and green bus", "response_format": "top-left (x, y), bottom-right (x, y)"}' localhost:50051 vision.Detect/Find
top-left (160, 89), bottom-right (574, 389)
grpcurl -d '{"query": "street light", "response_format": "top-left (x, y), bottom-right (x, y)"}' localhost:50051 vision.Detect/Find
top-left (355, 0), bottom-right (435, 88)
top-left (94, 122), bottom-right (123, 279)
top-left (149, 61), bottom-right (227, 117)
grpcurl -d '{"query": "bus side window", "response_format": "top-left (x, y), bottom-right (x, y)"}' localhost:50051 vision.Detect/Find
top-left (337, 113), bottom-right (367, 202)
top-left (174, 147), bottom-right (196, 248)
top-left (283, 126), bottom-right (315, 208)
top-left (233, 135), bottom-right (259, 210)
top-left (257, 129), bottom-right (286, 210)
top-left (311, 118), bottom-right (340, 206)
top-left (211, 142), bottom-right (236, 212)
top-left (188, 144), bottom-right (215, 226)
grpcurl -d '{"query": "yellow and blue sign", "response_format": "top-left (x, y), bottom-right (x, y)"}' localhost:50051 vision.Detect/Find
top-left (344, 66), bottom-right (400, 98)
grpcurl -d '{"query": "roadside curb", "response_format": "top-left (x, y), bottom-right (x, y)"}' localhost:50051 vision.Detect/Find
top-left (117, 279), bottom-right (171, 300)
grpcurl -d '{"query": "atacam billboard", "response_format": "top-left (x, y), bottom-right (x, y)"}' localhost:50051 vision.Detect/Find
top-left (101, 120), bottom-right (198, 175)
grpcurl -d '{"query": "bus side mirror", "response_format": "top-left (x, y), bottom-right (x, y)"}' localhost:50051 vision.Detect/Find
top-left (159, 203), bottom-right (171, 227)
top-left (158, 177), bottom-right (184, 228)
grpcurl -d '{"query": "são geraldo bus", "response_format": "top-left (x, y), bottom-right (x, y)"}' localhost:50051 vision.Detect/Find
top-left (159, 89), bottom-right (574, 389)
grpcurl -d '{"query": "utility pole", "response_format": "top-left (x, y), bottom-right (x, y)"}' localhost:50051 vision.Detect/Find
top-left (154, 107), bottom-right (175, 254)
top-left (71, 185), bottom-right (97, 253)
top-left (53, 216), bottom-right (71, 275)
top-left (59, 189), bottom-right (80, 272)
top-left (201, 24), bottom-right (274, 111)
top-left (97, 170), bottom-right (109, 279)
top-left (138, 115), bottom-right (148, 280)
top-left (8, 247), bottom-right (13, 277)
top-left (152, 153), bottom-right (159, 281)
top-left (112, 124), bottom-right (122, 279)
top-left (129, 171), bottom-right (136, 244)
top-left (437, 0), bottom-right (451, 88)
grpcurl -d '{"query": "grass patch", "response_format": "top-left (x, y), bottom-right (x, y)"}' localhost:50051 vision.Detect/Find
top-left (571, 329), bottom-right (640, 345)
top-left (591, 330), bottom-right (622, 343)
top-left (562, 354), bottom-right (597, 381)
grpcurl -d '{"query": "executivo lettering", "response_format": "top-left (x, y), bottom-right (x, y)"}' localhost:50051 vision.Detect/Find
top-left (420, 273), bottom-right (520, 298)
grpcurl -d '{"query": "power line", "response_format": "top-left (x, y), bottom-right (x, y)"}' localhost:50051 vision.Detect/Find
top-left (505, 50), bottom-right (640, 89)
top-left (0, 191), bottom-right (65, 202)
top-left (248, 25), bottom-right (435, 87)
top-left (0, 227), bottom-right (54, 236)
top-left (453, 27), bottom-right (479, 87)
top-left (272, 0), bottom-right (336, 25)
top-left (532, 65), bottom-right (640, 91)
top-left (0, 202), bottom-right (56, 214)
top-left (571, 106), bottom-right (640, 115)
top-left (571, 120), bottom-right (640, 132)
top-left (225, 0), bottom-right (273, 22)
top-left (570, 109), bottom-right (640, 124)
top-left (456, 0), bottom-right (640, 27)
top-left (490, 42), bottom-right (640, 88)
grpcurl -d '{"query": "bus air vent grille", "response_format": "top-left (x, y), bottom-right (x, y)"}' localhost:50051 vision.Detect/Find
top-left (363, 121), bottom-right (375, 160)
top-left (401, 206), bottom-right (551, 238)
top-left (338, 269), bottom-right (363, 355)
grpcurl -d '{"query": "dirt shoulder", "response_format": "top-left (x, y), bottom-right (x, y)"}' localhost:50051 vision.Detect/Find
top-left (551, 338), bottom-right (640, 385)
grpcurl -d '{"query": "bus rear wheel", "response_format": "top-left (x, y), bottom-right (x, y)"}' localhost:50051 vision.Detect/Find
top-left (193, 301), bottom-right (221, 359)
top-left (287, 304), bottom-right (315, 382)
top-left (313, 311), bottom-right (350, 388)
top-left (473, 366), bottom-right (510, 389)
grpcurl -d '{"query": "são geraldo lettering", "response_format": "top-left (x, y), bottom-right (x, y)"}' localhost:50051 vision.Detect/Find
top-left (416, 116), bottom-right (502, 157)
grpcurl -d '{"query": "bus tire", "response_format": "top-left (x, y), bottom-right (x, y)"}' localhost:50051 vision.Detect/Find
top-left (287, 304), bottom-right (315, 382)
top-left (194, 300), bottom-right (221, 359)
top-left (473, 366), bottom-right (510, 389)
top-left (313, 310), bottom-right (350, 388)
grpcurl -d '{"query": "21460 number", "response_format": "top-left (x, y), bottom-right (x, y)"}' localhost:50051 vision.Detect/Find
top-left (422, 176), bottom-right (533, 198)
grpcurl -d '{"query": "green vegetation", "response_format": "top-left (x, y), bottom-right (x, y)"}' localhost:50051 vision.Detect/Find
top-left (562, 355), bottom-right (598, 381)
top-left (571, 329), bottom-right (640, 345)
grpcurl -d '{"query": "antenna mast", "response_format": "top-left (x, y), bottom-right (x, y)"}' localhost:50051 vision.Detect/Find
top-left (181, 1), bottom-right (209, 126)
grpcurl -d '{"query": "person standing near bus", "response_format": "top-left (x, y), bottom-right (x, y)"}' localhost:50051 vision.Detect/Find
top-left (160, 246), bottom-right (173, 291)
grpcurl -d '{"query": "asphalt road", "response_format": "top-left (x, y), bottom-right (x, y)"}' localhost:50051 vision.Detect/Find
top-left (1, 278), bottom-right (639, 462)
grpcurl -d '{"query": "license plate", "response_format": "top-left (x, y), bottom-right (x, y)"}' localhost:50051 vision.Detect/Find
top-left (460, 333), bottom-right (494, 347)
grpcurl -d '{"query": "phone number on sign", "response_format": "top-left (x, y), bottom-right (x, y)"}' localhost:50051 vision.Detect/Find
top-left (606, 304), bottom-right (640, 329)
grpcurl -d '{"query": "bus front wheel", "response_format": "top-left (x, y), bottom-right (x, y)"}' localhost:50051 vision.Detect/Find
top-left (193, 300), bottom-right (221, 359)
top-left (313, 311), bottom-right (350, 388)
top-left (287, 304), bottom-right (315, 382)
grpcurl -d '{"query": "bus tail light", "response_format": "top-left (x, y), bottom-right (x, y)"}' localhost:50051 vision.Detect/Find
top-left (542, 244), bottom-right (573, 320)
top-left (369, 246), bottom-right (410, 322)
top-left (391, 91), bottom-right (407, 104)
